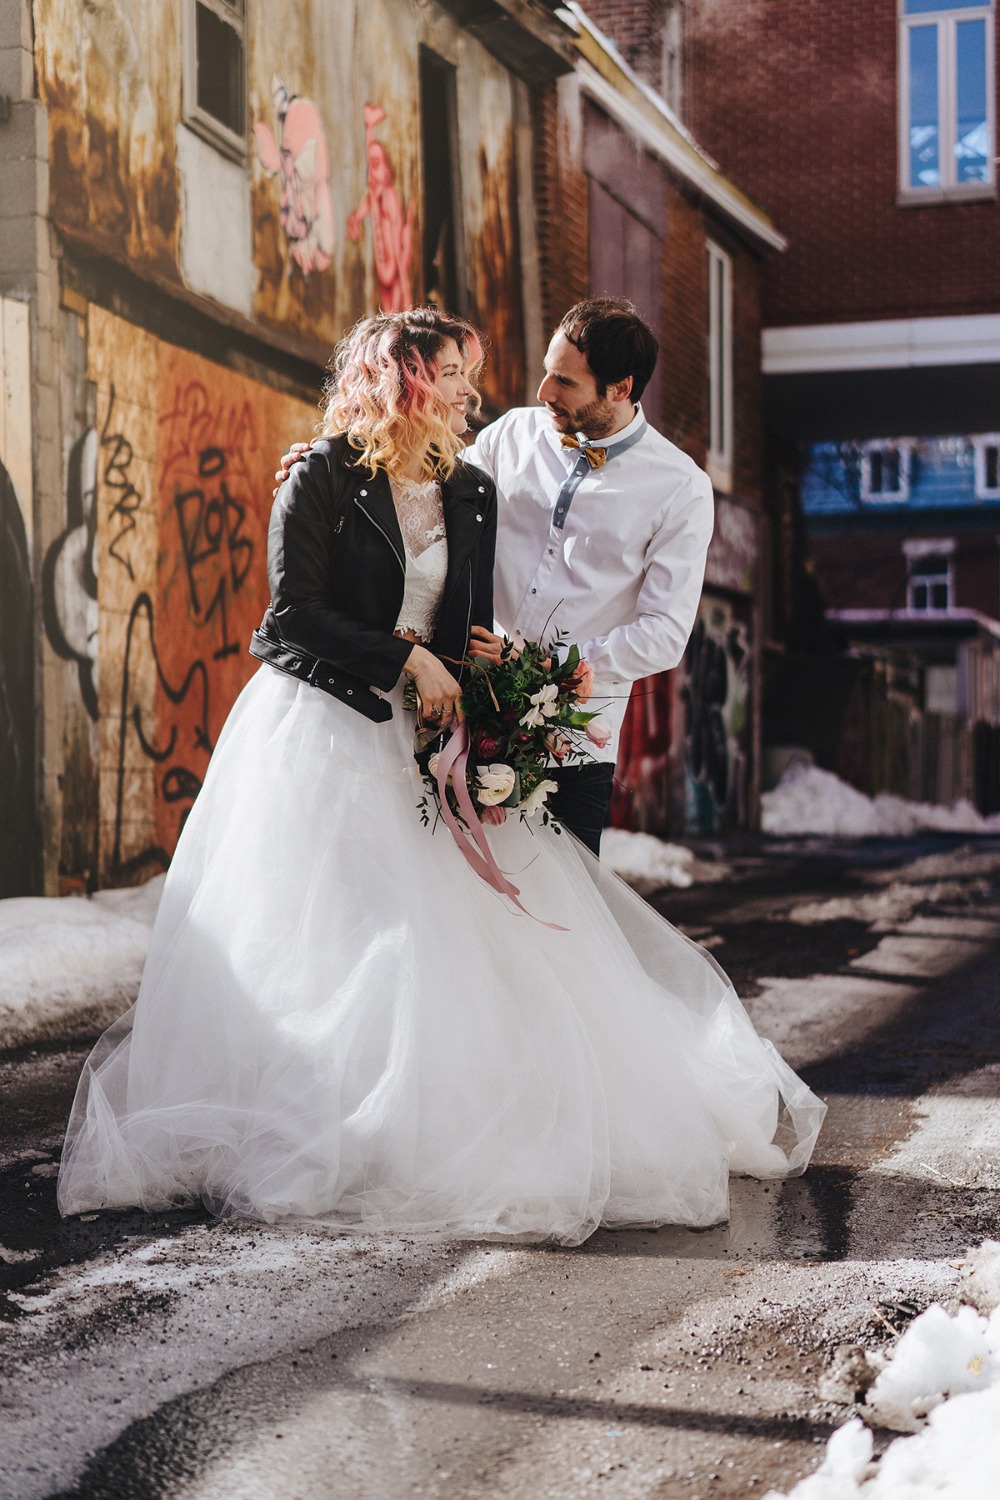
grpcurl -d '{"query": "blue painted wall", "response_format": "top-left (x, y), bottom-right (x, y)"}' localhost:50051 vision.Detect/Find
top-left (802, 437), bottom-right (997, 516)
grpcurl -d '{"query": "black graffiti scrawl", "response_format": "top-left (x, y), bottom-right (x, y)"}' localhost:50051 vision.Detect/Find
top-left (0, 462), bottom-right (37, 895)
top-left (42, 427), bottom-right (100, 720)
top-left (111, 592), bottom-right (213, 880)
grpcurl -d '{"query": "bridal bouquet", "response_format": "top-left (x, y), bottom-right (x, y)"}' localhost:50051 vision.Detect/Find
top-left (410, 636), bottom-right (609, 834)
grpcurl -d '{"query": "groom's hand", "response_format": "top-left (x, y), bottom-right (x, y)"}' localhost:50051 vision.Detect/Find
top-left (468, 626), bottom-right (505, 664)
top-left (273, 440), bottom-right (313, 498)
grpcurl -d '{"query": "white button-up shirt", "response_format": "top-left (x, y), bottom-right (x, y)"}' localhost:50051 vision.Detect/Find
top-left (464, 404), bottom-right (714, 761)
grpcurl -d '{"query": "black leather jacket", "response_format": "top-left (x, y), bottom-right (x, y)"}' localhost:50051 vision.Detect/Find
top-left (250, 435), bottom-right (497, 722)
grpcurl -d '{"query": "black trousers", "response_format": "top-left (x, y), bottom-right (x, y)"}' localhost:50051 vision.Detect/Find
top-left (547, 762), bottom-right (616, 856)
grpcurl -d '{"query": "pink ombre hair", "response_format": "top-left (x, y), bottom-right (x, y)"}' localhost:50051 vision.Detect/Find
top-left (321, 308), bottom-right (484, 480)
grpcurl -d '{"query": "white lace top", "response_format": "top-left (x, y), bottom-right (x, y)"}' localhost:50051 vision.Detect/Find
top-left (390, 475), bottom-right (448, 642)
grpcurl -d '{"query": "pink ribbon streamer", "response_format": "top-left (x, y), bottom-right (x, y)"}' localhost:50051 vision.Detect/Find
top-left (435, 722), bottom-right (567, 931)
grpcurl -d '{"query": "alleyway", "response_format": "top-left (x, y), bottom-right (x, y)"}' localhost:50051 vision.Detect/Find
top-left (2, 835), bottom-right (999, 1499)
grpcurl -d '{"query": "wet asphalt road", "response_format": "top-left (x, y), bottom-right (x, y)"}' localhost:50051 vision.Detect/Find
top-left (2, 835), bottom-right (999, 1499)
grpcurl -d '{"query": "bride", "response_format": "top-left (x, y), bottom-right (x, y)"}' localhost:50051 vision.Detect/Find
top-left (58, 308), bottom-right (825, 1245)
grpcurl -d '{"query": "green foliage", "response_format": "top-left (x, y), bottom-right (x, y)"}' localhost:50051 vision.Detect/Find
top-left (411, 633), bottom-right (603, 832)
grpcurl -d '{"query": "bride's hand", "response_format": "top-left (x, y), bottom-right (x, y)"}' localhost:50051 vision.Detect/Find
top-left (405, 645), bottom-right (463, 729)
top-left (273, 440), bottom-right (314, 498)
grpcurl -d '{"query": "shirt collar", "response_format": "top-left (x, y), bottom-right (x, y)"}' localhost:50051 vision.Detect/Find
top-left (595, 404), bottom-right (645, 450)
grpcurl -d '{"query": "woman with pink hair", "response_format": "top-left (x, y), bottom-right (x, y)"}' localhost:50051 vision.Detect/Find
top-left (58, 309), bottom-right (824, 1245)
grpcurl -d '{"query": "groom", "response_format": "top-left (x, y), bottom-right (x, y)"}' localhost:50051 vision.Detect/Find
top-left (461, 297), bottom-right (714, 853)
top-left (275, 297), bottom-right (714, 854)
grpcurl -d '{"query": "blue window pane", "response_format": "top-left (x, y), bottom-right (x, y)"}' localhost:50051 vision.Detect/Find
top-left (956, 18), bottom-right (989, 181)
top-left (909, 24), bottom-right (941, 186)
top-left (906, 0), bottom-right (987, 13)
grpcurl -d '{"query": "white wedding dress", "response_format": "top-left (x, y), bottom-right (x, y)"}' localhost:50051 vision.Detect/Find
top-left (58, 487), bottom-right (825, 1245)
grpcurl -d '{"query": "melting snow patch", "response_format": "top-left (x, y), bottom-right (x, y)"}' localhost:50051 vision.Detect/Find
top-left (761, 765), bottom-right (1000, 839)
top-left (766, 1242), bottom-right (1000, 1498)
top-left (0, 876), bottom-right (163, 1050)
top-left (602, 829), bottom-right (729, 893)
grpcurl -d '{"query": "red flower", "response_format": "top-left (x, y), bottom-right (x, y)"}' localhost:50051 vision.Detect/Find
top-left (475, 733), bottom-right (501, 758)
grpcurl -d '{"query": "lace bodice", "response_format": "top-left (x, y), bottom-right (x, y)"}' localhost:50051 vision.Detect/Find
top-left (390, 475), bottom-right (448, 641)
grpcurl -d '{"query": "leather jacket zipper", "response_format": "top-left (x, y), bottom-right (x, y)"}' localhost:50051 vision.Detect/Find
top-left (459, 568), bottom-right (473, 683)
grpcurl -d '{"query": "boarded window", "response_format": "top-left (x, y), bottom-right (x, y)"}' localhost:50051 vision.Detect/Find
top-left (420, 48), bottom-right (465, 313)
top-left (184, 0), bottom-right (246, 158)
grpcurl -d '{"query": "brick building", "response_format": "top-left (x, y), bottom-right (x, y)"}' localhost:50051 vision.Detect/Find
top-left (0, 0), bottom-right (780, 896)
top-left (544, 5), bottom-right (785, 837)
top-left (676, 0), bottom-right (1000, 808)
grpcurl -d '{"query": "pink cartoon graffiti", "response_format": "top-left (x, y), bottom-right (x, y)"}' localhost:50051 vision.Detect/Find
top-left (347, 103), bottom-right (415, 313)
top-left (254, 75), bottom-right (334, 276)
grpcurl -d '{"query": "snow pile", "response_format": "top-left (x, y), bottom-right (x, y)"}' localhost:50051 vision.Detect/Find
top-left (767, 1242), bottom-right (1000, 1498)
top-left (602, 828), bottom-right (729, 893)
top-left (761, 764), bottom-right (1000, 839)
top-left (0, 877), bottom-right (163, 1050)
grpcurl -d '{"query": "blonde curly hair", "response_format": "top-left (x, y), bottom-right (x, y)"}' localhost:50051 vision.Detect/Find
top-left (321, 309), bottom-right (484, 480)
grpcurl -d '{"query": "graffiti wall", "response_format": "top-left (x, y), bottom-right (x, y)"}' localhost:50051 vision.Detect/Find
top-left (679, 594), bottom-right (752, 835)
top-left (34, 0), bottom-right (527, 407)
top-left (82, 308), bottom-right (317, 883)
top-left (610, 674), bottom-right (674, 836)
top-left (0, 299), bottom-right (36, 895)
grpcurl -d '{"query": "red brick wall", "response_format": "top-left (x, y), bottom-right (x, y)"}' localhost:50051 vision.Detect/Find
top-left (532, 84), bottom-right (590, 332)
top-left (686, 0), bottom-right (1000, 327)
top-left (535, 81), bottom-right (765, 484)
top-left (956, 538), bottom-right (1000, 618)
top-left (582, 0), bottom-right (670, 91)
top-left (810, 528), bottom-right (1000, 616)
top-left (810, 532), bottom-right (910, 611)
top-left (659, 178), bottom-right (708, 458)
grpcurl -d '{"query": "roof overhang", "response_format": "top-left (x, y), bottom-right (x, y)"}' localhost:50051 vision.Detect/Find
top-left (763, 315), bottom-right (1000, 376)
top-left (563, 3), bottom-right (787, 254)
top-left (434, 0), bottom-right (577, 82)
top-left (828, 608), bottom-right (1000, 649)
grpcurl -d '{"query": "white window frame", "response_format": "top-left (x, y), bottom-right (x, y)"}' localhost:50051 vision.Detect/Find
top-left (182, 0), bottom-right (247, 161)
top-left (860, 440), bottom-right (913, 502)
top-left (904, 536), bottom-right (955, 611)
top-left (898, 0), bottom-right (996, 202)
top-left (706, 240), bottom-right (733, 493)
top-left (973, 432), bottom-right (1000, 497)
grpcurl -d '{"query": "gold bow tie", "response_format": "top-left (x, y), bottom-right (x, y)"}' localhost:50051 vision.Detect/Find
top-left (560, 433), bottom-right (607, 469)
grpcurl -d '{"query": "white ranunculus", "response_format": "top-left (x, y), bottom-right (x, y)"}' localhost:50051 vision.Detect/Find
top-left (520, 778), bottom-right (559, 817)
top-left (476, 763), bottom-right (517, 806)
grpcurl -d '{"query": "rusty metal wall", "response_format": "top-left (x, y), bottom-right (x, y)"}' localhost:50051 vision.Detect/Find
top-left (34, 0), bottom-right (527, 408)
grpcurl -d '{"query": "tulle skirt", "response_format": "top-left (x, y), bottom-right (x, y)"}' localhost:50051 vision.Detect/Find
top-left (58, 667), bottom-right (825, 1245)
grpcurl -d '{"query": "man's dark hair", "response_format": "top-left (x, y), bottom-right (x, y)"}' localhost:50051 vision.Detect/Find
top-left (558, 297), bottom-right (659, 404)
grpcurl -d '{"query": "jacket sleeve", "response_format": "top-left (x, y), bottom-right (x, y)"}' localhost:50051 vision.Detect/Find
top-left (581, 469), bottom-right (715, 682)
top-left (267, 447), bottom-right (413, 690)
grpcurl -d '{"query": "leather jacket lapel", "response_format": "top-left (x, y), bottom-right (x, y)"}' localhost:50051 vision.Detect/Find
top-left (352, 467), bottom-right (405, 571)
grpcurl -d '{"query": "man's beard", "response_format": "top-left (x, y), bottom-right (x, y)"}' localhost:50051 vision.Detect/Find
top-left (547, 393), bottom-right (617, 439)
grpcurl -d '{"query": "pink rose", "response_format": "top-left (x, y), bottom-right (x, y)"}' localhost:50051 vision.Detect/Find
top-left (572, 660), bottom-right (595, 704)
top-left (545, 732), bottom-right (570, 761)
top-left (585, 719), bottom-right (611, 749)
top-left (480, 805), bottom-right (506, 826)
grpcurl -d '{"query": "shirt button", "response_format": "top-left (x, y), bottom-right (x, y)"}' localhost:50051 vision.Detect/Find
top-left (531, 588), bottom-right (537, 594)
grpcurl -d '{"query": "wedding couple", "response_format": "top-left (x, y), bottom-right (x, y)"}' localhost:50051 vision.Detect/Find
top-left (58, 302), bottom-right (824, 1246)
